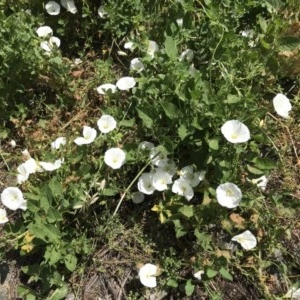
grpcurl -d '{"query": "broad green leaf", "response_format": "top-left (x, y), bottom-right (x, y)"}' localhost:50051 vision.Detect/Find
top-left (48, 178), bottom-right (63, 198)
top-left (173, 219), bottom-right (187, 238)
top-left (178, 124), bottom-right (189, 140)
top-left (258, 16), bottom-right (267, 33)
top-left (206, 268), bottom-right (218, 278)
top-left (278, 36), bottom-right (300, 51)
top-left (28, 223), bottom-right (60, 243)
top-left (102, 188), bottom-right (118, 196)
top-left (208, 139), bottom-right (219, 150)
top-left (167, 279), bottom-right (178, 288)
top-left (136, 108), bottom-right (153, 128)
top-left (225, 94), bottom-right (240, 104)
top-left (247, 164), bottom-right (264, 175)
top-left (179, 205), bottom-right (194, 218)
top-left (185, 279), bottom-right (195, 296)
top-left (252, 157), bottom-right (276, 170)
top-left (65, 254), bottom-right (77, 272)
top-left (219, 267), bottom-right (233, 281)
top-left (161, 101), bottom-right (182, 119)
top-left (47, 285), bottom-right (68, 300)
top-left (165, 36), bottom-right (177, 58)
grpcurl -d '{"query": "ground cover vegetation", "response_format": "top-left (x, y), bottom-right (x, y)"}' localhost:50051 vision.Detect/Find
top-left (0, 0), bottom-right (300, 299)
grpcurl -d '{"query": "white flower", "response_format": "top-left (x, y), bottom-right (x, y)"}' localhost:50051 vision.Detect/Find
top-left (160, 160), bottom-right (177, 176)
top-left (73, 58), bottom-right (82, 65)
top-left (216, 182), bottom-right (242, 208)
top-left (16, 163), bottom-right (30, 184)
top-left (51, 137), bottom-right (66, 149)
top-left (138, 173), bottom-right (155, 195)
top-left (250, 175), bottom-right (269, 191)
top-left (172, 178), bottom-right (194, 200)
top-left (130, 58), bottom-right (144, 72)
top-left (152, 169), bottom-right (172, 191)
top-left (180, 49), bottom-right (194, 62)
top-left (22, 149), bottom-right (31, 160)
top-left (45, 1), bottom-right (60, 15)
top-left (124, 41), bottom-right (134, 51)
top-left (40, 36), bottom-right (61, 52)
top-left (40, 159), bottom-right (63, 171)
top-left (273, 93), bottom-right (292, 119)
top-left (117, 51), bottom-right (127, 56)
top-left (138, 141), bottom-right (154, 150)
top-left (283, 287), bottom-right (300, 299)
top-left (179, 166), bottom-right (204, 188)
top-left (98, 5), bottom-right (108, 18)
top-left (189, 64), bottom-right (197, 77)
top-left (193, 270), bottom-right (204, 281)
top-left (150, 147), bottom-right (168, 167)
top-left (23, 158), bottom-right (43, 174)
top-left (132, 192), bottom-right (145, 204)
top-left (97, 115), bottom-right (117, 133)
top-left (147, 40), bottom-right (159, 58)
top-left (96, 83), bottom-right (117, 95)
top-left (0, 208), bottom-right (9, 224)
top-left (9, 140), bottom-right (16, 148)
top-left (104, 148), bottom-right (126, 169)
top-left (176, 18), bottom-right (183, 27)
top-left (221, 120), bottom-right (250, 143)
top-left (231, 230), bottom-right (257, 250)
top-left (138, 263), bottom-right (158, 288)
top-left (60, 0), bottom-right (77, 14)
top-left (74, 126), bottom-right (97, 145)
top-left (1, 187), bottom-right (27, 211)
top-left (36, 26), bottom-right (53, 37)
top-left (116, 77), bottom-right (136, 90)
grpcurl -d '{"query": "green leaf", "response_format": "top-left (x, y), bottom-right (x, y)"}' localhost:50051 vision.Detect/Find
top-left (28, 223), bottom-right (60, 243)
top-left (136, 108), bottom-right (153, 128)
top-left (225, 94), bottom-right (240, 104)
top-left (65, 254), bottom-right (77, 272)
top-left (185, 279), bottom-right (195, 296)
top-left (278, 36), bottom-right (300, 51)
top-left (258, 16), bottom-right (267, 33)
top-left (252, 157), bottom-right (276, 170)
top-left (179, 205), bottom-right (194, 218)
top-left (178, 124), bottom-right (189, 140)
top-left (167, 279), bottom-right (178, 288)
top-left (102, 188), bottom-right (118, 196)
top-left (47, 285), bottom-right (68, 300)
top-left (165, 36), bottom-right (177, 58)
top-left (173, 219), bottom-right (188, 238)
top-left (208, 139), bottom-right (219, 150)
top-left (219, 267), bottom-right (233, 281)
top-left (161, 101), bottom-right (182, 119)
top-left (246, 164), bottom-right (264, 175)
top-left (206, 268), bottom-right (218, 278)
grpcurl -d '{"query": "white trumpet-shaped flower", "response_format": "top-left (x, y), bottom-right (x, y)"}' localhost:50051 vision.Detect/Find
top-left (138, 263), bottom-right (158, 288)
top-left (36, 26), bottom-right (53, 37)
top-left (116, 77), bottom-right (136, 90)
top-left (273, 93), bottom-right (292, 119)
top-left (39, 159), bottom-right (63, 171)
top-left (216, 182), bottom-right (242, 208)
top-left (0, 208), bottom-right (9, 224)
top-left (60, 0), bottom-right (77, 14)
top-left (147, 40), bottom-right (159, 58)
top-left (231, 230), bottom-right (257, 250)
top-left (45, 1), bottom-right (60, 15)
top-left (97, 115), bottom-right (117, 133)
top-left (96, 83), bottom-right (117, 95)
top-left (221, 120), bottom-right (250, 143)
top-left (74, 126), bottom-right (97, 145)
top-left (40, 36), bottom-right (61, 52)
top-left (137, 173), bottom-right (155, 195)
top-left (152, 169), bottom-right (172, 191)
top-left (104, 148), bottom-right (126, 169)
top-left (130, 58), bottom-right (144, 72)
top-left (172, 178), bottom-right (194, 201)
top-left (16, 163), bottom-right (30, 184)
top-left (51, 137), bottom-right (66, 149)
top-left (1, 187), bottom-right (27, 211)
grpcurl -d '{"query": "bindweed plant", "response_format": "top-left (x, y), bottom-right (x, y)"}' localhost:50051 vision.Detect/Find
top-left (0, 0), bottom-right (300, 299)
